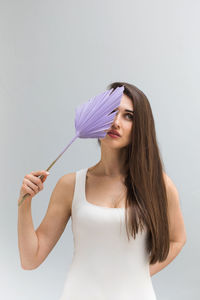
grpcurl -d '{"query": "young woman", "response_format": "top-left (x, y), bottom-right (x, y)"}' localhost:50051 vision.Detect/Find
top-left (18, 82), bottom-right (187, 299)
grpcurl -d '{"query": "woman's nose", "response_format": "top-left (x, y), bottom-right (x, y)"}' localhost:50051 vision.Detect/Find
top-left (113, 112), bottom-right (121, 126)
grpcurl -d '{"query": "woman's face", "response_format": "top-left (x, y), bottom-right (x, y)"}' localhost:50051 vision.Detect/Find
top-left (100, 94), bottom-right (134, 148)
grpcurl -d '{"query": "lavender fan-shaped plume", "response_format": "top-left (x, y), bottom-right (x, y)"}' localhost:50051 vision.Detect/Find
top-left (18, 86), bottom-right (124, 206)
top-left (75, 86), bottom-right (124, 138)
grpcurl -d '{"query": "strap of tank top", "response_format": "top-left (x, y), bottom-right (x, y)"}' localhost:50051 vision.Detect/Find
top-left (71, 168), bottom-right (86, 215)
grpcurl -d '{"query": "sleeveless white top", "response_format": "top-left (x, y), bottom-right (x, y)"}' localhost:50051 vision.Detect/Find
top-left (59, 168), bottom-right (157, 300)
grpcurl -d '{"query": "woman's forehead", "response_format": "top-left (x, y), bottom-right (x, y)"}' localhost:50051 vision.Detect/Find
top-left (118, 94), bottom-right (134, 111)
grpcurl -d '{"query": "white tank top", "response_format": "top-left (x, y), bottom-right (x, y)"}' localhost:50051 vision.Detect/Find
top-left (59, 168), bottom-right (157, 300)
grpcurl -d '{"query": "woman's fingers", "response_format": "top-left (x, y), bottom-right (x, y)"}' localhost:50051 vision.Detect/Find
top-left (19, 170), bottom-right (50, 200)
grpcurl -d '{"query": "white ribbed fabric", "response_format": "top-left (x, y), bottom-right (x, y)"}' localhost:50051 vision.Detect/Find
top-left (59, 168), bottom-right (157, 300)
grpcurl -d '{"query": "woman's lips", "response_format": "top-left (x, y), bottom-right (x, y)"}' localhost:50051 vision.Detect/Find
top-left (108, 132), bottom-right (121, 138)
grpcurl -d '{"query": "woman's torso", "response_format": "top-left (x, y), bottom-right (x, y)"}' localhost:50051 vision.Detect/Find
top-left (59, 166), bottom-right (157, 300)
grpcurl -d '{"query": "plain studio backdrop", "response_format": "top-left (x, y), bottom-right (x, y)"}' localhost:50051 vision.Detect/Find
top-left (0, 0), bottom-right (199, 299)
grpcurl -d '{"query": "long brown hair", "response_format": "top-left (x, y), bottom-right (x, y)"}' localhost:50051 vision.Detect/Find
top-left (97, 81), bottom-right (170, 264)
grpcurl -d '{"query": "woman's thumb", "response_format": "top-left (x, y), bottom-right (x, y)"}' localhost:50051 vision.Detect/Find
top-left (41, 171), bottom-right (50, 182)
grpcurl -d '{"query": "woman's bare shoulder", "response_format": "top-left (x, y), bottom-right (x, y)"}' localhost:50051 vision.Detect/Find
top-left (60, 167), bottom-right (91, 188)
top-left (162, 171), bottom-right (175, 188)
top-left (57, 172), bottom-right (76, 215)
top-left (61, 171), bottom-right (76, 182)
top-left (162, 171), bottom-right (179, 202)
top-left (59, 171), bottom-right (76, 194)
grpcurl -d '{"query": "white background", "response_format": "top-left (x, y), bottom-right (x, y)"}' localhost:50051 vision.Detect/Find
top-left (0, 0), bottom-right (199, 299)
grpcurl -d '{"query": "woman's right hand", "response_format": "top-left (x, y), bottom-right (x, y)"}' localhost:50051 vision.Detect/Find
top-left (18, 170), bottom-right (50, 204)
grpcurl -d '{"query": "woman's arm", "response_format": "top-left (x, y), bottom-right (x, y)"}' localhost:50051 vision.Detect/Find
top-left (149, 174), bottom-right (187, 276)
top-left (149, 241), bottom-right (185, 276)
top-left (18, 199), bottom-right (39, 269)
top-left (18, 173), bottom-right (74, 270)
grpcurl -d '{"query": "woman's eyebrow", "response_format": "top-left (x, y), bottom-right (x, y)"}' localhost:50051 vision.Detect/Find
top-left (124, 109), bottom-right (134, 113)
top-left (114, 107), bottom-right (134, 113)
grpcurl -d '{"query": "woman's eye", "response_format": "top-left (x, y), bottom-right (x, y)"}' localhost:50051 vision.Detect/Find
top-left (109, 110), bottom-right (133, 120)
top-left (126, 113), bottom-right (133, 120)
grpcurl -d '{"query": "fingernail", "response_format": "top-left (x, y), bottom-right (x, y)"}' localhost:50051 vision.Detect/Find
top-left (46, 172), bottom-right (50, 175)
